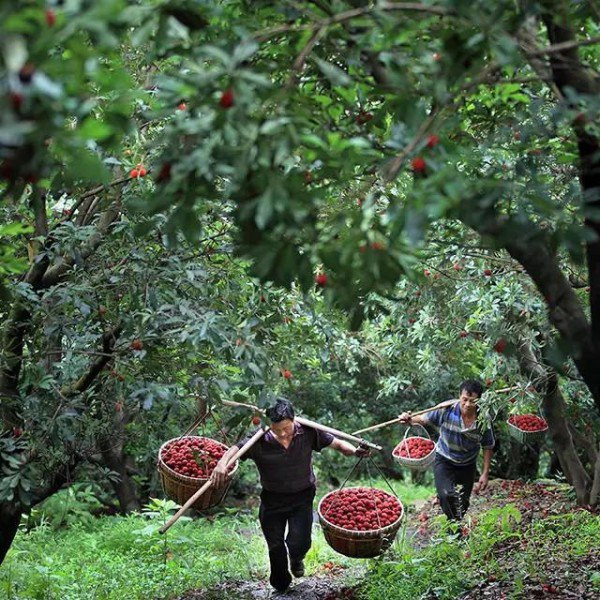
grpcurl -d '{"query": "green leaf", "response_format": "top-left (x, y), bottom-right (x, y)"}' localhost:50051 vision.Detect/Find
top-left (313, 57), bottom-right (352, 86)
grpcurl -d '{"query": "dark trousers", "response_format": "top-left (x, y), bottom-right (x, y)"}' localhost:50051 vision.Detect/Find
top-left (258, 486), bottom-right (315, 591)
top-left (433, 454), bottom-right (477, 521)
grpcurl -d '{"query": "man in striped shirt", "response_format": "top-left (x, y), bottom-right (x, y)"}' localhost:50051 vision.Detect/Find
top-left (399, 379), bottom-right (494, 521)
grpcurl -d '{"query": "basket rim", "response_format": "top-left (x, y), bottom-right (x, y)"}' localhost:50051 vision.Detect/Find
top-left (506, 419), bottom-right (548, 434)
top-left (317, 486), bottom-right (404, 536)
top-left (158, 435), bottom-right (239, 483)
top-left (392, 438), bottom-right (436, 463)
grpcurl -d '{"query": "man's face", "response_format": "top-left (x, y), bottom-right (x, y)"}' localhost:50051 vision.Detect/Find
top-left (270, 418), bottom-right (295, 442)
top-left (459, 390), bottom-right (480, 413)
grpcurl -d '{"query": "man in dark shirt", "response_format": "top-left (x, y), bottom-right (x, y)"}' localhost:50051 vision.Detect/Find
top-left (212, 398), bottom-right (367, 593)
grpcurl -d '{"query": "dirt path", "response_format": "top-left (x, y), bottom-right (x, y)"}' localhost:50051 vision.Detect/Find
top-left (173, 568), bottom-right (361, 600)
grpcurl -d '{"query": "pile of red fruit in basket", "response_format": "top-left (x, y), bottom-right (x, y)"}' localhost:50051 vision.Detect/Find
top-left (508, 414), bottom-right (548, 431)
top-left (393, 437), bottom-right (435, 459)
top-left (320, 487), bottom-right (403, 531)
top-left (161, 437), bottom-right (233, 479)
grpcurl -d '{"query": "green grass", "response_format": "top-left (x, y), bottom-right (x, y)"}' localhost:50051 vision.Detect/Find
top-left (0, 481), bottom-right (433, 600)
top-left (357, 506), bottom-right (600, 600)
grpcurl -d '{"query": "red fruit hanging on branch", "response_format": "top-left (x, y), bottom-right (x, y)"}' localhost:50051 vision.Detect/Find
top-left (320, 487), bottom-right (403, 531)
top-left (426, 134), bottom-right (440, 148)
top-left (508, 414), bottom-right (548, 432)
top-left (160, 437), bottom-right (235, 479)
top-left (219, 88), bottom-right (234, 109)
top-left (45, 9), bottom-right (56, 26)
top-left (130, 339), bottom-right (144, 351)
top-left (251, 416), bottom-right (261, 426)
top-left (315, 273), bottom-right (328, 287)
top-left (281, 369), bottom-right (293, 380)
top-left (411, 156), bottom-right (426, 173)
top-left (393, 437), bottom-right (435, 460)
top-left (493, 338), bottom-right (507, 353)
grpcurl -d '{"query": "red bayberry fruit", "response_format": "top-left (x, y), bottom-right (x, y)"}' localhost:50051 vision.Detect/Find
top-left (12, 427), bottom-right (23, 437)
top-left (251, 416), bottom-right (261, 426)
top-left (355, 110), bottom-right (373, 125)
top-left (493, 338), bottom-right (507, 353)
top-left (315, 273), bottom-right (328, 287)
top-left (219, 88), bottom-right (234, 109)
top-left (281, 369), bottom-right (293, 380)
top-left (453, 263), bottom-right (462, 271)
top-left (411, 156), bottom-right (426, 173)
top-left (371, 241), bottom-right (385, 251)
top-left (426, 134), bottom-right (439, 148)
top-left (45, 9), bottom-right (56, 26)
top-left (138, 167), bottom-right (147, 177)
top-left (513, 131), bottom-right (521, 141)
top-left (459, 330), bottom-right (468, 338)
top-left (130, 339), bottom-right (143, 351)
top-left (130, 168), bottom-right (139, 178)
top-left (483, 269), bottom-right (493, 277)
top-left (177, 102), bottom-right (187, 111)
top-left (433, 52), bottom-right (442, 61)
top-left (424, 269), bottom-right (430, 277)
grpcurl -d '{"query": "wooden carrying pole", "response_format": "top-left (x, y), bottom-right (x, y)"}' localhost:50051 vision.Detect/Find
top-left (351, 385), bottom-right (522, 436)
top-left (222, 399), bottom-right (383, 451)
top-left (159, 426), bottom-right (268, 534)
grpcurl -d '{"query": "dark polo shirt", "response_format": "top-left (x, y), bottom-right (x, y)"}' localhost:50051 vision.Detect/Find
top-left (238, 422), bottom-right (334, 494)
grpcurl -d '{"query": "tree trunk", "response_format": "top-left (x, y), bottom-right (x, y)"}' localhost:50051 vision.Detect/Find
top-left (0, 504), bottom-right (22, 565)
top-left (515, 338), bottom-right (592, 504)
top-left (99, 416), bottom-right (141, 513)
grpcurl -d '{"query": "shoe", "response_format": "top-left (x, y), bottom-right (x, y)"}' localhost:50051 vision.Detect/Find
top-left (290, 559), bottom-right (305, 577)
top-left (270, 574), bottom-right (292, 593)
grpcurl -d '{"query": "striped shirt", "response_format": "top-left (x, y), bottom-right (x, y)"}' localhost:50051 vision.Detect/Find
top-left (422, 402), bottom-right (495, 465)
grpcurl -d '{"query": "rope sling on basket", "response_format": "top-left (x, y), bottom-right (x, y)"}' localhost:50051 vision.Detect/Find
top-left (317, 455), bottom-right (405, 559)
top-left (157, 405), bottom-right (245, 515)
top-left (392, 424), bottom-right (436, 471)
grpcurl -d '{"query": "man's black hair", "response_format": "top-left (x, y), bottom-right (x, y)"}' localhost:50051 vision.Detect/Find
top-left (265, 397), bottom-right (295, 423)
top-left (459, 379), bottom-right (484, 398)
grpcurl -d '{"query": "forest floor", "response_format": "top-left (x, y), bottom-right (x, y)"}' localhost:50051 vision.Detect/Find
top-left (173, 479), bottom-right (598, 600)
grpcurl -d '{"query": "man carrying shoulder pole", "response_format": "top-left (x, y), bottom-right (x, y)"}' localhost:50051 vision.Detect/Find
top-left (399, 379), bottom-right (495, 523)
top-left (212, 397), bottom-right (368, 594)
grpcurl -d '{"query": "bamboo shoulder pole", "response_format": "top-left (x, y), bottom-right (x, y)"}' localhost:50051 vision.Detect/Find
top-left (222, 399), bottom-right (382, 451)
top-left (159, 426), bottom-right (268, 534)
top-left (352, 399), bottom-right (456, 435)
top-left (351, 384), bottom-right (522, 436)
top-left (294, 416), bottom-right (382, 451)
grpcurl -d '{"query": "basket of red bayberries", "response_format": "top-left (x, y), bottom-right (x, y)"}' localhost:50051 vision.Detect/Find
top-left (318, 487), bottom-right (404, 558)
top-left (507, 414), bottom-right (548, 443)
top-left (392, 426), bottom-right (436, 471)
top-left (157, 436), bottom-right (238, 510)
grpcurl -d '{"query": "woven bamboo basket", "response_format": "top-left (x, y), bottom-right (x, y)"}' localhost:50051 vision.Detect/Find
top-left (318, 488), bottom-right (404, 558)
top-left (157, 436), bottom-right (238, 510)
top-left (392, 425), bottom-right (436, 471)
top-left (507, 420), bottom-right (548, 444)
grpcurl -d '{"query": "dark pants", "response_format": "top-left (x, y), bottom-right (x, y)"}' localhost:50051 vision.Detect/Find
top-left (258, 486), bottom-right (315, 591)
top-left (433, 454), bottom-right (477, 521)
